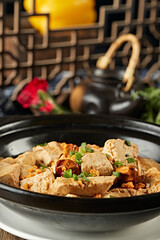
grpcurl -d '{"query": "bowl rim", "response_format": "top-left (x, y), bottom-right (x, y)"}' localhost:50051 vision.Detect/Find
top-left (0, 181), bottom-right (160, 214)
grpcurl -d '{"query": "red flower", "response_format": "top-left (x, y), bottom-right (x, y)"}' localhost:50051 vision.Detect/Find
top-left (17, 77), bottom-right (48, 108)
top-left (39, 100), bottom-right (54, 113)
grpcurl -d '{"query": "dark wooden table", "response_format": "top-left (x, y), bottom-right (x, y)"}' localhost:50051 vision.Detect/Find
top-left (0, 229), bottom-right (24, 240)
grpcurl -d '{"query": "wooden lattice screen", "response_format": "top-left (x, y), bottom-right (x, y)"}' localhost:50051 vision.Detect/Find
top-left (0, 0), bottom-right (160, 97)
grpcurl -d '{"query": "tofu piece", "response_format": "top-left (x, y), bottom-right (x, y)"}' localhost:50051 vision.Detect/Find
top-left (138, 157), bottom-right (160, 175)
top-left (32, 141), bottom-right (63, 165)
top-left (144, 167), bottom-right (160, 194)
top-left (52, 176), bottom-right (116, 197)
top-left (103, 188), bottom-right (131, 198)
top-left (0, 163), bottom-right (21, 188)
top-left (102, 139), bottom-right (138, 166)
top-left (20, 169), bottom-right (55, 194)
top-left (20, 165), bottom-right (34, 178)
top-left (81, 152), bottom-right (113, 176)
top-left (0, 157), bottom-right (17, 167)
top-left (17, 151), bottom-right (37, 166)
top-left (103, 188), bottom-right (146, 198)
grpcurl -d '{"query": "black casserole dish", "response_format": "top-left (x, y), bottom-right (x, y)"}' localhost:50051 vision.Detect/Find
top-left (0, 114), bottom-right (159, 232)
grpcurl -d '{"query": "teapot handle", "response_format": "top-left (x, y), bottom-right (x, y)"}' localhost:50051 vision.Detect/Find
top-left (96, 34), bottom-right (140, 92)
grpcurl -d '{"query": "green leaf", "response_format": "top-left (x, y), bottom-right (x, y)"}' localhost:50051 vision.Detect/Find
top-left (126, 158), bottom-right (135, 163)
top-left (155, 111), bottom-right (160, 125)
top-left (133, 87), bottom-right (160, 125)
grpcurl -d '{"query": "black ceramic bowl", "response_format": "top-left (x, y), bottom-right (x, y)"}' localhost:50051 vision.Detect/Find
top-left (0, 114), bottom-right (160, 232)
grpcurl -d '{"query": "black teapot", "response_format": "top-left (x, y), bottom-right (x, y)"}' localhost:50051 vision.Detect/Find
top-left (69, 34), bottom-right (147, 118)
top-left (70, 68), bottom-right (147, 117)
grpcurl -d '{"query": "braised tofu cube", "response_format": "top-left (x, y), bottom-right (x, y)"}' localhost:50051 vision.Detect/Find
top-left (81, 152), bottom-right (113, 176)
top-left (0, 163), bottom-right (21, 188)
top-left (86, 144), bottom-right (103, 152)
top-left (144, 167), bottom-right (160, 194)
top-left (0, 157), bottom-right (17, 167)
top-left (20, 169), bottom-right (55, 194)
top-left (17, 151), bottom-right (37, 166)
top-left (138, 157), bottom-right (160, 175)
top-left (103, 139), bottom-right (138, 166)
top-left (32, 141), bottom-right (63, 165)
top-left (103, 188), bottom-right (146, 198)
top-left (52, 176), bottom-right (116, 196)
top-left (20, 165), bottom-right (35, 179)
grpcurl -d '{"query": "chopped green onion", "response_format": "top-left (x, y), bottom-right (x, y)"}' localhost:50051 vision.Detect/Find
top-left (70, 150), bottom-right (75, 157)
top-left (78, 173), bottom-right (85, 178)
top-left (75, 159), bottom-right (82, 165)
top-left (106, 154), bottom-right (110, 159)
top-left (86, 148), bottom-right (94, 153)
top-left (83, 172), bottom-right (89, 177)
top-left (75, 152), bottom-right (82, 164)
top-left (126, 157), bottom-right (135, 163)
top-left (81, 142), bottom-right (87, 149)
top-left (35, 142), bottom-right (47, 147)
top-left (42, 166), bottom-right (48, 170)
top-left (77, 172), bottom-right (89, 182)
top-left (39, 163), bottom-right (47, 167)
top-left (89, 173), bottom-right (94, 177)
top-left (125, 140), bottom-right (131, 146)
top-left (113, 171), bottom-right (121, 177)
top-left (63, 169), bottom-right (72, 178)
top-left (114, 161), bottom-right (123, 167)
top-left (84, 177), bottom-right (89, 182)
top-left (125, 154), bottom-right (130, 157)
top-left (73, 174), bottom-right (78, 181)
top-left (63, 170), bottom-right (89, 182)
top-left (79, 142), bottom-right (87, 154)
top-left (39, 163), bottom-right (50, 171)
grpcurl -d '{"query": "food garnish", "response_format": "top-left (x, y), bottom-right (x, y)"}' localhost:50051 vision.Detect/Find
top-left (113, 171), bottom-right (121, 177)
top-left (35, 142), bottom-right (47, 147)
top-left (125, 140), bottom-right (131, 146)
top-left (75, 152), bottom-right (82, 164)
top-left (1, 138), bottom-right (159, 198)
top-left (114, 161), bottom-right (123, 167)
top-left (126, 158), bottom-right (135, 163)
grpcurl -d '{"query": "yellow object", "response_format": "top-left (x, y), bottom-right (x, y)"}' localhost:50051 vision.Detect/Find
top-left (23, 0), bottom-right (97, 34)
